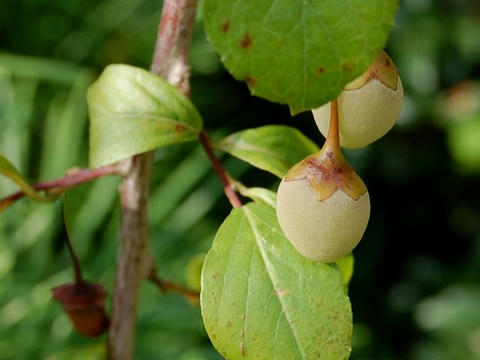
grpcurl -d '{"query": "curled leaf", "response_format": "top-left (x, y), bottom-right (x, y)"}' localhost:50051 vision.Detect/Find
top-left (0, 155), bottom-right (57, 211)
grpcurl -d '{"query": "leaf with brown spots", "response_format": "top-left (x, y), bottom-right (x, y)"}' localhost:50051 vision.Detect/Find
top-left (203, 0), bottom-right (399, 113)
top-left (201, 202), bottom-right (352, 360)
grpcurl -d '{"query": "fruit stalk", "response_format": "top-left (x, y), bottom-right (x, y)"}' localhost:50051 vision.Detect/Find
top-left (324, 99), bottom-right (340, 151)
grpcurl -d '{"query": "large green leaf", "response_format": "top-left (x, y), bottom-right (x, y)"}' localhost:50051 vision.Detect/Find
top-left (201, 202), bottom-right (352, 359)
top-left (203, 0), bottom-right (398, 113)
top-left (0, 155), bottom-right (57, 211)
top-left (215, 125), bottom-right (319, 178)
top-left (87, 64), bottom-right (203, 168)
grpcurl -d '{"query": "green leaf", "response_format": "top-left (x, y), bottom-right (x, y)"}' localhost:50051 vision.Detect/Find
top-left (203, 0), bottom-right (399, 113)
top-left (237, 186), bottom-right (277, 208)
top-left (87, 64), bottom-right (203, 168)
top-left (336, 254), bottom-right (354, 288)
top-left (0, 155), bottom-right (57, 211)
top-left (201, 202), bottom-right (352, 359)
top-left (215, 125), bottom-right (319, 178)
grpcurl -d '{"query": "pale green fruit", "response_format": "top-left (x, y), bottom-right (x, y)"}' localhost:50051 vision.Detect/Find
top-left (277, 179), bottom-right (370, 263)
top-left (276, 147), bottom-right (370, 263)
top-left (313, 51), bottom-right (403, 149)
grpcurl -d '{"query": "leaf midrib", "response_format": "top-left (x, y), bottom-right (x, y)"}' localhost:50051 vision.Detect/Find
top-left (242, 205), bottom-right (307, 359)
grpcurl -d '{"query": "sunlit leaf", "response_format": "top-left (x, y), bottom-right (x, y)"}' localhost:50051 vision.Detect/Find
top-left (215, 125), bottom-right (319, 178)
top-left (87, 64), bottom-right (203, 168)
top-left (203, 0), bottom-right (399, 113)
top-left (201, 202), bottom-right (352, 359)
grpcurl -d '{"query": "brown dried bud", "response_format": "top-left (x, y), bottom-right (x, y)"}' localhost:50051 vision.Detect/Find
top-left (52, 281), bottom-right (109, 337)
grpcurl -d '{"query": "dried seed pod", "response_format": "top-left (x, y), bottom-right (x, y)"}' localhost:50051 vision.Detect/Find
top-left (313, 50), bottom-right (403, 149)
top-left (52, 281), bottom-right (109, 337)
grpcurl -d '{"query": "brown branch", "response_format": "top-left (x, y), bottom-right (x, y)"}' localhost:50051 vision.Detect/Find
top-left (150, 0), bottom-right (198, 95)
top-left (199, 131), bottom-right (243, 208)
top-left (0, 164), bottom-right (126, 210)
top-left (148, 269), bottom-right (199, 306)
top-left (107, 1), bottom-right (199, 360)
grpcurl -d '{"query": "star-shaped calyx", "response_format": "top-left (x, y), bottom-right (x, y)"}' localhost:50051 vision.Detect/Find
top-left (284, 100), bottom-right (367, 201)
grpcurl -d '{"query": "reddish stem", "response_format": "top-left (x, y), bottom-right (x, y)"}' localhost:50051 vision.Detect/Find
top-left (324, 99), bottom-right (340, 151)
top-left (61, 200), bottom-right (85, 285)
top-left (199, 131), bottom-right (243, 208)
top-left (65, 230), bottom-right (84, 285)
top-left (0, 164), bottom-right (126, 209)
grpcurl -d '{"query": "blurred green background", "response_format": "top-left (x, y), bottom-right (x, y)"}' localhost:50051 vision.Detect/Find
top-left (1, 0), bottom-right (480, 359)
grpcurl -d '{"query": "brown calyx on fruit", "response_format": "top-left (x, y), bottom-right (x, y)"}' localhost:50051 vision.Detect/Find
top-left (52, 281), bottom-right (109, 337)
top-left (285, 148), bottom-right (367, 201)
top-left (285, 99), bottom-right (367, 201)
top-left (345, 50), bottom-right (399, 91)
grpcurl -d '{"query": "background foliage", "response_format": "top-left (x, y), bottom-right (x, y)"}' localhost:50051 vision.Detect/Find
top-left (1, 0), bottom-right (480, 359)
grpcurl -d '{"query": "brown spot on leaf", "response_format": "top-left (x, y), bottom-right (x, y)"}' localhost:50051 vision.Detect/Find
top-left (176, 124), bottom-right (185, 134)
top-left (342, 62), bottom-right (353, 71)
top-left (316, 66), bottom-right (325, 75)
top-left (221, 20), bottom-right (231, 33)
top-left (385, 57), bottom-right (391, 66)
top-left (241, 342), bottom-right (246, 357)
top-left (240, 33), bottom-right (252, 49)
top-left (227, 320), bottom-right (232, 327)
top-left (244, 76), bottom-right (257, 86)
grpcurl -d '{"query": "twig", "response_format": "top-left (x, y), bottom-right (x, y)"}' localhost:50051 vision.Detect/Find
top-left (199, 131), bottom-right (243, 208)
top-left (0, 164), bottom-right (126, 210)
top-left (148, 269), bottom-right (199, 306)
top-left (62, 213), bottom-right (84, 285)
top-left (108, 1), bottom-right (199, 360)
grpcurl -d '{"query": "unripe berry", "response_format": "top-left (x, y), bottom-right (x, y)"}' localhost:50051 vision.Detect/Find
top-left (313, 50), bottom-right (403, 149)
top-left (276, 150), bottom-right (370, 263)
